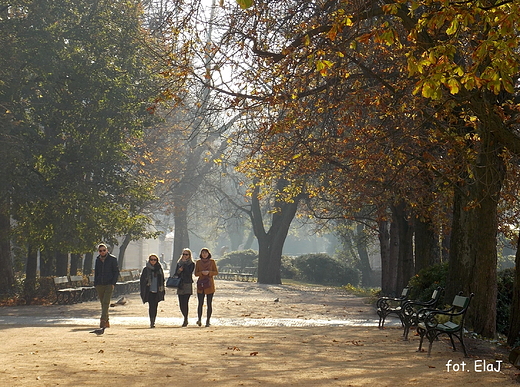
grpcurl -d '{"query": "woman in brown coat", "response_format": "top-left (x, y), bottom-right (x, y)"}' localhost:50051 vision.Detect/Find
top-left (195, 248), bottom-right (218, 327)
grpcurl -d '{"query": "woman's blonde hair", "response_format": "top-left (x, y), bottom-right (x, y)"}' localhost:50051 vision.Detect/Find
top-left (177, 248), bottom-right (194, 263)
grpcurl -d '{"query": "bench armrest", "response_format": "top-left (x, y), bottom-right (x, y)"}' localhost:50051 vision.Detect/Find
top-left (376, 296), bottom-right (408, 310)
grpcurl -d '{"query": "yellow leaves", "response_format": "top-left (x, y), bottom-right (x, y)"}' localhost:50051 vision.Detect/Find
top-left (327, 25), bottom-right (338, 41)
top-left (375, 27), bottom-right (400, 47)
top-left (445, 18), bottom-right (459, 35)
top-left (382, 3), bottom-right (400, 15)
top-left (342, 15), bottom-right (353, 27)
top-left (236, 0), bottom-right (253, 9)
top-left (446, 78), bottom-right (460, 95)
top-left (315, 59), bottom-right (334, 76)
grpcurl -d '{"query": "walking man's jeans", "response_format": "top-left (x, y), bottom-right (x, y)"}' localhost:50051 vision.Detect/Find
top-left (96, 284), bottom-right (114, 322)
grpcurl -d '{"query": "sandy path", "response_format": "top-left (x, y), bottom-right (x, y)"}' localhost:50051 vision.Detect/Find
top-left (0, 280), bottom-right (517, 386)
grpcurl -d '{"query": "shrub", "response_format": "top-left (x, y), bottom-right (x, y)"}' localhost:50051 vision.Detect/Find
top-left (407, 262), bottom-right (448, 303)
top-left (293, 253), bottom-right (360, 286)
top-left (280, 255), bottom-right (300, 279)
top-left (217, 249), bottom-right (258, 270)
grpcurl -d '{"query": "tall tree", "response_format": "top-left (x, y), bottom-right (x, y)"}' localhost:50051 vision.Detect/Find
top-left (1, 0), bottom-right (161, 285)
top-left (204, 0), bottom-right (520, 338)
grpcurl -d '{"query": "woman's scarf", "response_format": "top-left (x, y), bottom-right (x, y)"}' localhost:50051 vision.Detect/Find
top-left (146, 262), bottom-right (164, 291)
top-left (198, 258), bottom-right (212, 272)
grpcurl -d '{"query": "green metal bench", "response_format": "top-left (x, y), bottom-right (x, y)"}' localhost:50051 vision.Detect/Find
top-left (401, 287), bottom-right (444, 340)
top-left (417, 292), bottom-right (474, 357)
top-left (376, 287), bottom-right (412, 328)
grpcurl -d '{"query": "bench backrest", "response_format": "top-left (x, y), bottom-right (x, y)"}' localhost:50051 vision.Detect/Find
top-left (120, 271), bottom-right (133, 281)
top-left (429, 287), bottom-right (444, 304)
top-left (131, 269), bottom-right (140, 279)
top-left (69, 275), bottom-right (83, 284)
top-left (54, 276), bottom-right (69, 285)
top-left (452, 295), bottom-right (470, 309)
top-left (88, 275), bottom-right (95, 284)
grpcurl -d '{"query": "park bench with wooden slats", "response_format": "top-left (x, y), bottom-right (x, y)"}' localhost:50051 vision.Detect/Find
top-left (53, 276), bottom-right (81, 304)
top-left (218, 266), bottom-right (241, 281)
top-left (68, 275), bottom-right (96, 302)
top-left (237, 267), bottom-right (257, 282)
top-left (376, 287), bottom-right (412, 328)
top-left (129, 269), bottom-right (141, 292)
top-left (417, 292), bottom-right (474, 357)
top-left (114, 271), bottom-right (134, 296)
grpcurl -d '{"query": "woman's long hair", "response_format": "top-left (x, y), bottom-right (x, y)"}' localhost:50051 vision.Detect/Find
top-left (177, 248), bottom-right (194, 264)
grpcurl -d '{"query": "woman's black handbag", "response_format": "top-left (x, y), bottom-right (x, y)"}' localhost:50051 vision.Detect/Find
top-left (166, 276), bottom-right (182, 288)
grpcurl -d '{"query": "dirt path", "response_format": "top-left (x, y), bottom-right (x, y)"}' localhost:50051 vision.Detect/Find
top-left (0, 280), bottom-right (517, 386)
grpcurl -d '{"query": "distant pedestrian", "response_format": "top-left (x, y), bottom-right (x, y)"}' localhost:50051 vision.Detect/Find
top-left (94, 243), bottom-right (120, 329)
top-left (140, 254), bottom-right (165, 328)
top-left (195, 247), bottom-right (218, 327)
top-left (173, 248), bottom-right (195, 326)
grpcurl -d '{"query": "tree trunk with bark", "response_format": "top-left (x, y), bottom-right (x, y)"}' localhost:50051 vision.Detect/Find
top-left (83, 252), bottom-right (94, 275)
top-left (172, 199), bottom-right (190, 263)
top-left (414, 218), bottom-right (440, 273)
top-left (118, 234), bottom-right (132, 269)
top-left (55, 252), bottom-right (68, 276)
top-left (507, 234), bottom-right (520, 347)
top-left (24, 245), bottom-right (38, 303)
top-left (392, 202), bottom-right (415, 293)
top-left (447, 129), bottom-right (504, 338)
top-left (40, 249), bottom-right (54, 277)
top-left (0, 199), bottom-right (14, 293)
top-left (356, 223), bottom-right (374, 287)
top-left (70, 253), bottom-right (82, 275)
top-left (250, 182), bottom-right (302, 284)
top-left (379, 220), bottom-right (397, 295)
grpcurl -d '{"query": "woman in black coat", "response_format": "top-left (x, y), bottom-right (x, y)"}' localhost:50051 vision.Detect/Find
top-left (173, 248), bottom-right (195, 326)
top-left (140, 254), bottom-right (165, 328)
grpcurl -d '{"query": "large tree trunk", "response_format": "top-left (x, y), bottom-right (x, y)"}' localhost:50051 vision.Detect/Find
top-left (172, 199), bottom-right (190, 263)
top-left (379, 220), bottom-right (397, 295)
top-left (392, 202), bottom-right (415, 293)
top-left (24, 245), bottom-right (38, 303)
top-left (118, 234), bottom-right (132, 269)
top-left (251, 182), bottom-right (301, 284)
top-left (55, 252), bottom-right (68, 276)
top-left (447, 129), bottom-right (504, 338)
top-left (356, 223), bottom-right (374, 287)
top-left (40, 249), bottom-right (54, 277)
top-left (0, 198), bottom-right (14, 293)
top-left (507, 233), bottom-right (520, 347)
top-left (414, 218), bottom-right (440, 273)
top-left (70, 253), bottom-right (82, 275)
top-left (83, 252), bottom-right (94, 275)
